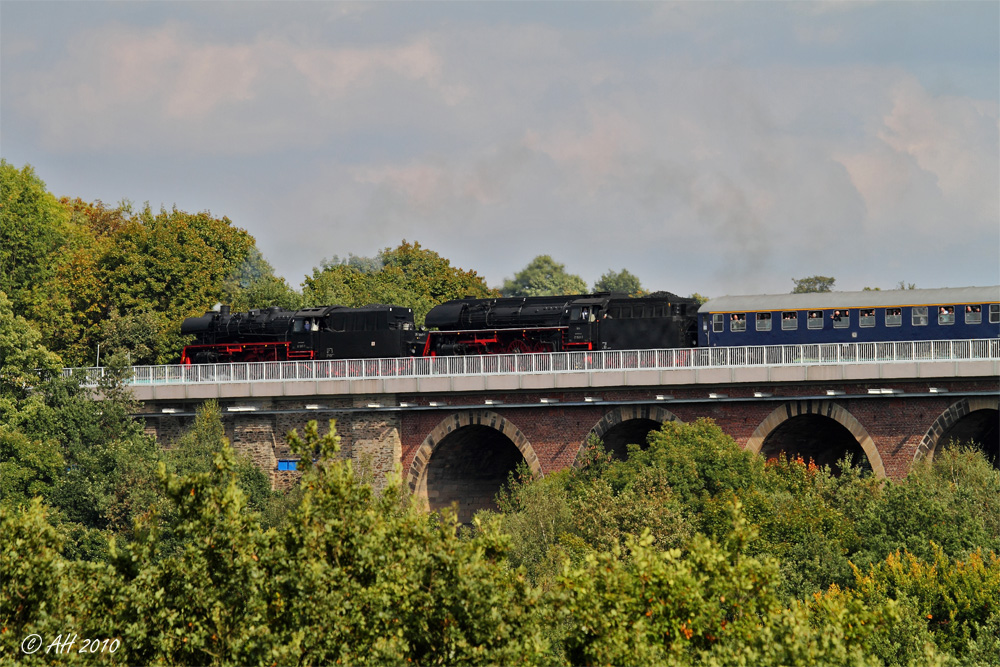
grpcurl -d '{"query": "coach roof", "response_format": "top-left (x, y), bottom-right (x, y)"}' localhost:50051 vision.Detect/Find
top-left (699, 286), bottom-right (1000, 314)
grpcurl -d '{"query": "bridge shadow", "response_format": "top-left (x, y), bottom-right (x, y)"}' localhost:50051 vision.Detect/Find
top-left (422, 425), bottom-right (524, 523)
top-left (600, 418), bottom-right (662, 460)
top-left (759, 414), bottom-right (871, 473)
top-left (408, 410), bottom-right (541, 524)
top-left (931, 404), bottom-right (999, 469)
top-left (582, 406), bottom-right (680, 463)
top-left (747, 401), bottom-right (883, 477)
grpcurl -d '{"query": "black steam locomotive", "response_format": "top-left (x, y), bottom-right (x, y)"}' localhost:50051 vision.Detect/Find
top-left (180, 304), bottom-right (423, 364)
top-left (179, 292), bottom-right (699, 363)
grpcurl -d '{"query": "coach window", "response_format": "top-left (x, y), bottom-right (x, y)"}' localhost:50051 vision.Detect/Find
top-left (756, 312), bottom-right (772, 331)
top-left (781, 311), bottom-right (798, 330)
top-left (990, 304), bottom-right (1000, 324)
top-left (832, 309), bottom-right (850, 328)
top-left (807, 311), bottom-right (823, 330)
top-left (912, 306), bottom-right (928, 327)
top-left (965, 305), bottom-right (982, 324)
top-left (860, 309), bottom-right (875, 327)
top-left (292, 318), bottom-right (305, 333)
top-left (712, 313), bottom-right (724, 333)
top-left (885, 308), bottom-right (902, 327)
top-left (730, 313), bottom-right (746, 332)
top-left (938, 306), bottom-right (955, 325)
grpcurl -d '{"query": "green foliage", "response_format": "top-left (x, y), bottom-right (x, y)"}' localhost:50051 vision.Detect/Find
top-left (501, 255), bottom-right (587, 297)
top-left (96, 420), bottom-right (546, 664)
top-left (10, 356), bottom-right (163, 561)
top-left (304, 241), bottom-right (496, 326)
top-left (608, 419), bottom-right (766, 518)
top-left (593, 268), bottom-right (645, 296)
top-left (0, 167), bottom-right (283, 367)
top-left (864, 281), bottom-right (917, 291)
top-left (549, 515), bottom-right (892, 667)
top-left (2, 412), bottom-right (998, 665)
top-left (1, 500), bottom-right (73, 654)
top-left (0, 428), bottom-right (64, 508)
top-left (851, 446), bottom-right (1000, 568)
top-left (688, 292), bottom-right (710, 305)
top-left (107, 443), bottom-right (273, 664)
top-left (221, 247), bottom-right (302, 312)
top-left (164, 400), bottom-right (274, 515)
top-left (847, 546), bottom-right (1000, 663)
top-left (791, 275), bottom-right (836, 293)
top-left (0, 161), bottom-right (71, 315)
top-left (0, 291), bottom-right (63, 421)
top-left (0, 169), bottom-right (281, 366)
top-left (95, 204), bottom-right (257, 364)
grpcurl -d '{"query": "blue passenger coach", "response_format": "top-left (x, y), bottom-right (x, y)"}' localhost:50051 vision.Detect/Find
top-left (698, 286), bottom-right (1000, 347)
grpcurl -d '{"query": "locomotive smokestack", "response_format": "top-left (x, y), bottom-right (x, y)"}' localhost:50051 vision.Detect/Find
top-left (220, 305), bottom-right (230, 316)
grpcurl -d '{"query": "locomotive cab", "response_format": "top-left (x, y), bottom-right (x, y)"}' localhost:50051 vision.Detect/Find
top-left (566, 297), bottom-right (608, 345)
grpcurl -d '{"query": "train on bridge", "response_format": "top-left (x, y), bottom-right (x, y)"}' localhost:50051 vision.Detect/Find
top-left (179, 286), bottom-right (1000, 364)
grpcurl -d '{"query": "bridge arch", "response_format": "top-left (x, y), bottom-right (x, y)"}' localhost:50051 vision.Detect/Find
top-left (746, 401), bottom-right (884, 478)
top-left (407, 410), bottom-right (541, 522)
top-left (579, 405), bottom-right (680, 463)
top-left (916, 397), bottom-right (1000, 468)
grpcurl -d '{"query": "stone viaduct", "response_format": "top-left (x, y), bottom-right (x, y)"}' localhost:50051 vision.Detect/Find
top-left (127, 348), bottom-right (1000, 523)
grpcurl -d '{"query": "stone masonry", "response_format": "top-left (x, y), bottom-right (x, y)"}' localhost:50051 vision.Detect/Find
top-left (138, 377), bottom-right (998, 503)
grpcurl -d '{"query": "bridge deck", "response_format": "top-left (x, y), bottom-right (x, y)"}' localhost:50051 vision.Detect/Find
top-left (64, 339), bottom-right (1000, 401)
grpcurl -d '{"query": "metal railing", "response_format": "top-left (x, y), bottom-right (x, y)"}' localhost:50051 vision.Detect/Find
top-left (62, 338), bottom-right (1000, 387)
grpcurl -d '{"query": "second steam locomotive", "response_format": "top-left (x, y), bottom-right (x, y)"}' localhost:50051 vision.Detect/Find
top-left (180, 293), bottom-right (699, 364)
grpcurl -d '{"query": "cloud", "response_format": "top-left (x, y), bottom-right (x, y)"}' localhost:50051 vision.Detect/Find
top-left (4, 5), bottom-right (996, 297)
top-left (879, 79), bottom-right (999, 219)
top-left (836, 76), bottom-right (999, 235)
top-left (8, 22), bottom-right (466, 154)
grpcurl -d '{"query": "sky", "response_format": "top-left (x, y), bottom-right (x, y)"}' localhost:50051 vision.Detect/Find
top-left (2, 1), bottom-right (998, 299)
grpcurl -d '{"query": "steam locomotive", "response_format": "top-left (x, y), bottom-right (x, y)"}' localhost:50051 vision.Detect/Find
top-left (179, 292), bottom-right (699, 364)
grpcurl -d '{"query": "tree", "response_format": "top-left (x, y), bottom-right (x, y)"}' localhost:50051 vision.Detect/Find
top-left (0, 291), bottom-right (62, 420)
top-left (688, 292), bottom-right (709, 305)
top-left (94, 205), bottom-right (258, 364)
top-left (164, 401), bottom-right (273, 516)
top-left (863, 281), bottom-right (916, 292)
top-left (501, 255), bottom-right (587, 297)
top-left (0, 161), bottom-right (71, 314)
top-left (303, 241), bottom-right (496, 326)
top-left (100, 420), bottom-right (547, 665)
top-left (593, 269), bottom-right (645, 296)
top-left (17, 354), bottom-right (165, 560)
top-left (221, 247), bottom-right (302, 312)
top-left (791, 276), bottom-right (836, 293)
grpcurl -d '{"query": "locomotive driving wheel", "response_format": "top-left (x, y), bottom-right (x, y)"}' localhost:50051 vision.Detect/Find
top-left (506, 340), bottom-right (531, 354)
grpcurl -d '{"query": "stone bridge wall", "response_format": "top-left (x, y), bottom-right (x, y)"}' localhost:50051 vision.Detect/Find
top-left (138, 377), bottom-right (998, 492)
